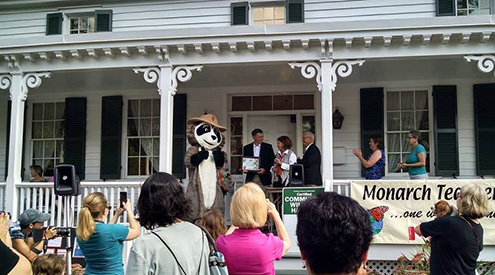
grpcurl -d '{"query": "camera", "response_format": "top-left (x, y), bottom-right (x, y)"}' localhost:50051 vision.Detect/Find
top-left (42, 227), bottom-right (71, 237)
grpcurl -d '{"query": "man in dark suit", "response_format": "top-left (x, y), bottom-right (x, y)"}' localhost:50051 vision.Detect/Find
top-left (242, 128), bottom-right (275, 186)
top-left (297, 131), bottom-right (322, 186)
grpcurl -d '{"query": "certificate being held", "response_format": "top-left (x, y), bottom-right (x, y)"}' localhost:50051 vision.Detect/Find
top-left (243, 157), bottom-right (260, 171)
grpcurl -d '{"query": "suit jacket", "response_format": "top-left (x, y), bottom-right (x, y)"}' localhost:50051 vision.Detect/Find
top-left (297, 143), bottom-right (322, 186)
top-left (243, 142), bottom-right (275, 185)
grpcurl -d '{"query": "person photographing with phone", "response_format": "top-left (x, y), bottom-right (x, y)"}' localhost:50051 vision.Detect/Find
top-left (8, 208), bottom-right (57, 262)
top-left (76, 192), bottom-right (140, 275)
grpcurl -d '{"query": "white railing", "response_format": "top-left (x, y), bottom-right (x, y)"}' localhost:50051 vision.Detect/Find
top-left (332, 179), bottom-right (351, 196)
top-left (15, 182), bottom-right (142, 227)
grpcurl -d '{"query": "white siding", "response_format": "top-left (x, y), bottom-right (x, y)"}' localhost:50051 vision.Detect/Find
top-left (0, 0), bottom-right (438, 40)
top-left (0, 97), bottom-right (7, 180)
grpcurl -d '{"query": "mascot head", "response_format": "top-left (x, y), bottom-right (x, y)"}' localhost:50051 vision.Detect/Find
top-left (187, 113), bottom-right (227, 150)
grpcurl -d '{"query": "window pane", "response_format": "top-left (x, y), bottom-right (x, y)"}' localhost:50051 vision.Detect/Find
top-left (480, 0), bottom-right (490, 8)
top-left (294, 95), bottom-right (314, 109)
top-left (81, 17), bottom-right (89, 29)
top-left (152, 99), bottom-right (160, 117)
top-left (401, 91), bottom-right (414, 110)
top-left (140, 157), bottom-right (149, 175)
top-left (458, 0), bottom-right (467, 9)
top-left (70, 18), bottom-right (79, 30)
top-left (140, 118), bottom-right (152, 136)
top-left (388, 154), bottom-right (401, 173)
top-left (55, 103), bottom-right (65, 119)
top-left (141, 138), bottom-right (153, 156)
top-left (44, 103), bottom-right (55, 120)
top-left (56, 141), bottom-right (64, 159)
top-left (264, 7), bottom-right (274, 20)
top-left (43, 159), bottom-right (55, 177)
top-left (401, 133), bottom-right (412, 153)
top-left (230, 156), bottom-right (242, 175)
top-left (230, 117), bottom-right (243, 136)
top-left (275, 7), bottom-right (285, 19)
top-left (89, 17), bottom-right (95, 32)
top-left (387, 134), bottom-right (401, 153)
top-left (254, 8), bottom-right (263, 21)
top-left (32, 122), bottom-right (43, 139)
top-left (387, 112), bottom-right (400, 131)
top-left (415, 91), bottom-right (428, 110)
top-left (127, 119), bottom-right (139, 136)
top-left (54, 121), bottom-right (64, 138)
top-left (232, 96), bottom-right (251, 111)
top-left (140, 99), bottom-right (152, 117)
top-left (128, 100), bottom-right (139, 117)
top-left (469, 0), bottom-right (479, 7)
top-left (416, 111), bottom-right (429, 130)
top-left (128, 158), bottom-right (139, 175)
top-left (128, 139), bottom-right (139, 156)
top-left (401, 112), bottom-right (415, 131)
top-left (43, 121), bottom-right (54, 138)
top-left (33, 104), bottom-right (43, 120)
top-left (231, 137), bottom-right (243, 155)
top-left (151, 118), bottom-right (160, 136)
top-left (387, 92), bottom-right (400, 111)
top-left (252, 96), bottom-right (272, 111)
top-left (458, 9), bottom-right (468, 15)
top-left (302, 116), bottom-right (316, 134)
top-left (44, 141), bottom-right (55, 158)
top-left (153, 138), bottom-right (159, 156)
top-left (273, 95), bottom-right (293, 110)
top-left (33, 141), bottom-right (43, 158)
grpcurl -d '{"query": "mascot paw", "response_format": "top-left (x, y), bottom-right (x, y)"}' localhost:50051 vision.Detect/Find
top-left (191, 150), bottom-right (209, 166)
top-left (213, 150), bottom-right (225, 167)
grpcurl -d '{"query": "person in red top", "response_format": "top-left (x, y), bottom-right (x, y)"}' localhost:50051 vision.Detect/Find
top-left (216, 183), bottom-right (291, 275)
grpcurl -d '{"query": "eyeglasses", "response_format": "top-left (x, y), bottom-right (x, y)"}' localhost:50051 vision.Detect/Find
top-left (406, 136), bottom-right (415, 140)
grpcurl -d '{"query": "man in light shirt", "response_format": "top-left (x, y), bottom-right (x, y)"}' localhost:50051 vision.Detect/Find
top-left (297, 132), bottom-right (322, 186)
top-left (242, 129), bottom-right (275, 186)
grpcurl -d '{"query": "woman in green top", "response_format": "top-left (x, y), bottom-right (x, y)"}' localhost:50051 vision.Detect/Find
top-left (397, 130), bottom-right (428, 179)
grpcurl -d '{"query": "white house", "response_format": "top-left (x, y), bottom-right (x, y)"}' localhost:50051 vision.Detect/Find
top-left (1, 0), bottom-right (495, 273)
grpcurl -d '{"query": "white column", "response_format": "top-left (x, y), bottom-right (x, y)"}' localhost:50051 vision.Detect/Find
top-left (134, 65), bottom-right (202, 173)
top-left (289, 59), bottom-right (365, 191)
top-left (2, 72), bottom-right (50, 219)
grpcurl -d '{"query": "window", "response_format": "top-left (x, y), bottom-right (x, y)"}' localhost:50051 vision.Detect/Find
top-left (253, 6), bottom-right (285, 25)
top-left (385, 90), bottom-right (430, 174)
top-left (231, 94), bottom-right (314, 111)
top-left (230, 117), bottom-right (243, 175)
top-left (126, 99), bottom-right (160, 176)
top-left (69, 15), bottom-right (95, 34)
top-left (456, 0), bottom-right (490, 15)
top-left (31, 103), bottom-right (65, 177)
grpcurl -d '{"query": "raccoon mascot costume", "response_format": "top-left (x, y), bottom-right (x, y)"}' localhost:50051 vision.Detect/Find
top-left (185, 113), bottom-right (228, 222)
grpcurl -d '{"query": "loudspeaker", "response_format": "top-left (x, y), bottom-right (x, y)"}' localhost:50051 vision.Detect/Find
top-left (289, 164), bottom-right (304, 187)
top-left (54, 164), bottom-right (80, 196)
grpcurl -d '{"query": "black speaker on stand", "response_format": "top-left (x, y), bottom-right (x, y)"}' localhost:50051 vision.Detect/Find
top-left (289, 164), bottom-right (305, 187)
top-left (54, 164), bottom-right (81, 275)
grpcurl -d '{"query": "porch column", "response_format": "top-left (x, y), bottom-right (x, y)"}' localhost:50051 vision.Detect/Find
top-left (289, 59), bottom-right (364, 191)
top-left (134, 65), bottom-right (202, 173)
top-left (0, 72), bottom-right (50, 219)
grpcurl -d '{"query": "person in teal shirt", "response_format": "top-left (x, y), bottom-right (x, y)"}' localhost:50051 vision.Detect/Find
top-left (397, 130), bottom-right (428, 179)
top-left (76, 192), bottom-right (140, 275)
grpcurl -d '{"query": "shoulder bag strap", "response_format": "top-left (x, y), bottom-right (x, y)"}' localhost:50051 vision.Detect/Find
top-left (459, 216), bottom-right (480, 248)
top-left (197, 231), bottom-right (204, 274)
top-left (196, 225), bottom-right (218, 256)
top-left (152, 231), bottom-right (187, 275)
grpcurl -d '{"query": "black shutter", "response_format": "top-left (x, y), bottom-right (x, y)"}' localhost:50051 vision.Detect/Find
top-left (231, 2), bottom-right (249, 25)
top-left (474, 84), bottom-right (495, 176)
top-left (64, 98), bottom-right (87, 180)
top-left (100, 96), bottom-right (123, 180)
top-left (95, 10), bottom-right (113, 32)
top-left (46, 13), bottom-right (63, 35)
top-left (4, 101), bottom-right (11, 180)
top-left (437, 0), bottom-right (455, 16)
top-left (360, 88), bottom-right (384, 177)
top-left (286, 0), bottom-right (304, 23)
top-left (433, 86), bottom-right (459, 176)
top-left (172, 94), bottom-right (187, 179)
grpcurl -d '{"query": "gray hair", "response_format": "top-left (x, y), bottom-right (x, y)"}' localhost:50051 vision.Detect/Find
top-left (303, 131), bottom-right (315, 142)
top-left (458, 183), bottom-right (489, 219)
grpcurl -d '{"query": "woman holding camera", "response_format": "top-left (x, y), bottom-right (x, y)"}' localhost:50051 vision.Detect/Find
top-left (216, 183), bottom-right (291, 275)
top-left (76, 192), bottom-right (140, 275)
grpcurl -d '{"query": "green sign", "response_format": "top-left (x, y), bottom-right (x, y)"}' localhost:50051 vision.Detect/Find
top-left (282, 187), bottom-right (324, 215)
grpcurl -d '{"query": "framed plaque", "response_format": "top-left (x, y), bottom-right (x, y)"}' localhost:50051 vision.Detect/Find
top-left (242, 157), bottom-right (260, 171)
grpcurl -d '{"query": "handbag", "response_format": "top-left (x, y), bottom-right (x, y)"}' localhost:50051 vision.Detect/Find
top-left (197, 226), bottom-right (229, 275)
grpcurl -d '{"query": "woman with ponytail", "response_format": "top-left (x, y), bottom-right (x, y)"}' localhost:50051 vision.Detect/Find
top-left (397, 130), bottom-right (428, 179)
top-left (76, 192), bottom-right (140, 275)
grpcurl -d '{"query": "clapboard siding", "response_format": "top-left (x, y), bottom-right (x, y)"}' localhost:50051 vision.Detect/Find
top-left (0, 0), bottom-right (437, 39)
top-left (0, 99), bottom-right (7, 180)
top-left (457, 81), bottom-right (477, 176)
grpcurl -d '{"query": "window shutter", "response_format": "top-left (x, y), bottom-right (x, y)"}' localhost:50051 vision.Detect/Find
top-left (4, 101), bottom-right (11, 180)
top-left (100, 96), bottom-right (123, 180)
top-left (231, 2), bottom-right (249, 25)
top-left (286, 0), bottom-right (304, 23)
top-left (64, 98), bottom-right (87, 180)
top-left (172, 94), bottom-right (187, 179)
top-left (360, 88), bottom-right (384, 177)
top-left (474, 84), bottom-right (495, 176)
top-left (433, 86), bottom-right (458, 176)
top-left (436, 0), bottom-right (455, 16)
top-left (46, 13), bottom-right (63, 35)
top-left (95, 10), bottom-right (113, 32)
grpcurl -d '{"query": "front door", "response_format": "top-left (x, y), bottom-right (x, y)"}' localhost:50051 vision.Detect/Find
top-left (247, 115), bottom-right (298, 155)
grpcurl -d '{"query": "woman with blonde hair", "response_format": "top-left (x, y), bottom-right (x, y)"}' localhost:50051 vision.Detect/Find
top-left (216, 183), bottom-right (291, 275)
top-left (76, 192), bottom-right (140, 275)
top-left (415, 183), bottom-right (489, 275)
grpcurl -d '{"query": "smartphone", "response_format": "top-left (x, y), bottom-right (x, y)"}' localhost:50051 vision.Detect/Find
top-left (120, 192), bottom-right (128, 209)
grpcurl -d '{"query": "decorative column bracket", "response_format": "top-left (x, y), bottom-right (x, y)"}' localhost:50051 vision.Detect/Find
top-left (133, 65), bottom-right (203, 95)
top-left (0, 72), bottom-right (51, 99)
top-left (289, 60), bottom-right (365, 92)
top-left (464, 55), bottom-right (495, 77)
top-left (0, 74), bottom-right (12, 90)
